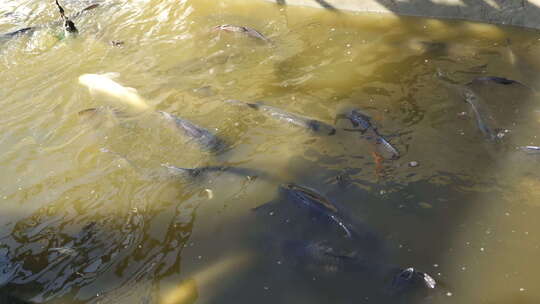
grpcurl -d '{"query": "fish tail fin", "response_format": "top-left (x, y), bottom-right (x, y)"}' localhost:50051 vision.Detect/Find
top-left (224, 99), bottom-right (261, 110)
top-left (82, 3), bottom-right (100, 12)
top-left (161, 164), bottom-right (200, 179)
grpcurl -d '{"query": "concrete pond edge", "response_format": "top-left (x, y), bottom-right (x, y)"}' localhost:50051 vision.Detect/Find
top-left (262, 0), bottom-right (540, 30)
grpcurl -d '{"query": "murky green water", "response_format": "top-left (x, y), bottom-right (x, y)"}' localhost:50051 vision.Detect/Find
top-left (1, 0), bottom-right (540, 303)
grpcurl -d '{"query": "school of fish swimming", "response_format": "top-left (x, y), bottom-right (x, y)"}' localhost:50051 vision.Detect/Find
top-left (1, 1), bottom-right (539, 303)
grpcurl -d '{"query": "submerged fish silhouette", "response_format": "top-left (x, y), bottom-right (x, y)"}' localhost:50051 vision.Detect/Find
top-left (213, 24), bottom-right (271, 43)
top-left (225, 100), bottom-right (336, 136)
top-left (255, 183), bottom-right (357, 239)
top-left (336, 109), bottom-right (400, 159)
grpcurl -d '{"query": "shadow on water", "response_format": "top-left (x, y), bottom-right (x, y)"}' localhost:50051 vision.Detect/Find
top-left (0, 185), bottom-right (199, 303)
top-left (207, 4), bottom-right (540, 298)
top-left (203, 143), bottom-right (503, 303)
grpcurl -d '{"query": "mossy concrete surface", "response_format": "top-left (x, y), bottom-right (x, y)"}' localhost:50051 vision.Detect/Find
top-left (264, 0), bottom-right (540, 29)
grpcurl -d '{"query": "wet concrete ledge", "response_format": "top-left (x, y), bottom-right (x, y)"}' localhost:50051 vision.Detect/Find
top-left (264, 0), bottom-right (540, 29)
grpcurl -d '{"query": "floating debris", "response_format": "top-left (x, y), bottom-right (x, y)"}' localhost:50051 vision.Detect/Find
top-left (408, 161), bottom-right (419, 167)
top-left (111, 40), bottom-right (125, 47)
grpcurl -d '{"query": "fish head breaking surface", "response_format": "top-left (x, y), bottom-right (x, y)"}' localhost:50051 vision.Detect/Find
top-left (390, 267), bottom-right (437, 294)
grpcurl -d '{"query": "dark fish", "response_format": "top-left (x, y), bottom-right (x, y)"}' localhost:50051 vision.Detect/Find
top-left (390, 267), bottom-right (437, 293)
top-left (80, 107), bottom-right (225, 153)
top-left (0, 27), bottom-right (35, 39)
top-left (162, 164), bottom-right (268, 182)
top-left (70, 3), bottom-right (100, 19)
top-left (101, 149), bottom-right (263, 183)
top-left (225, 100), bottom-right (336, 135)
top-left (280, 239), bottom-right (436, 294)
top-left (213, 24), bottom-right (270, 43)
top-left (78, 107), bottom-right (109, 121)
top-left (78, 107), bottom-right (99, 117)
top-left (437, 70), bottom-right (505, 142)
top-left (519, 146), bottom-right (540, 154)
top-left (281, 239), bottom-right (368, 273)
top-left (279, 183), bottom-right (354, 238)
top-left (337, 110), bottom-right (400, 159)
top-left (158, 111), bottom-right (225, 153)
top-left (337, 109), bottom-right (374, 132)
top-left (161, 164), bottom-right (205, 179)
top-left (254, 185), bottom-right (439, 298)
top-left (78, 107), bottom-right (126, 116)
top-left (468, 76), bottom-right (525, 86)
top-left (376, 136), bottom-right (400, 158)
top-left (417, 41), bottom-right (446, 54)
top-left (462, 88), bottom-right (501, 141)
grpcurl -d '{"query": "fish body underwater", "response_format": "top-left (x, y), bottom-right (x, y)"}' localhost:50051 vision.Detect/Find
top-left (158, 111), bottom-right (225, 153)
top-left (225, 100), bottom-right (336, 135)
top-left (338, 109), bottom-right (400, 159)
top-left (78, 73), bottom-right (151, 113)
top-left (253, 183), bottom-right (439, 302)
top-left (213, 24), bottom-right (271, 43)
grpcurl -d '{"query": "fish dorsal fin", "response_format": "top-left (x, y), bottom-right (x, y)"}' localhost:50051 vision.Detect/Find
top-left (285, 183), bottom-right (338, 213)
top-left (101, 72), bottom-right (120, 80)
top-left (125, 86), bottom-right (139, 95)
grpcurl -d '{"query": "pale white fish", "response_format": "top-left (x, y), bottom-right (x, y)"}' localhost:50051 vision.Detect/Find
top-left (78, 73), bottom-right (151, 113)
